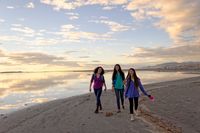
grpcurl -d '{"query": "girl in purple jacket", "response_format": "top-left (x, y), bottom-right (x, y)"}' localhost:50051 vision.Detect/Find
top-left (125, 68), bottom-right (151, 121)
top-left (89, 66), bottom-right (107, 113)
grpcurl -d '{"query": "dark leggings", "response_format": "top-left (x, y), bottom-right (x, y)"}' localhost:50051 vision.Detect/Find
top-left (94, 88), bottom-right (102, 107)
top-left (129, 97), bottom-right (139, 114)
top-left (114, 89), bottom-right (124, 109)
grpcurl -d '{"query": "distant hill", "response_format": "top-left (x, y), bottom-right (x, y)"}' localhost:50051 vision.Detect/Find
top-left (143, 62), bottom-right (200, 70)
top-left (0, 71), bottom-right (23, 73)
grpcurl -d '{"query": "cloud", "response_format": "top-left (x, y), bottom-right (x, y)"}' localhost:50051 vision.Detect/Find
top-left (40, 0), bottom-right (83, 10)
top-left (0, 49), bottom-right (5, 56)
top-left (91, 60), bottom-right (101, 63)
top-left (85, 0), bottom-right (128, 5)
top-left (55, 24), bottom-right (113, 42)
top-left (0, 34), bottom-right (59, 46)
top-left (4, 24), bottom-right (58, 45)
top-left (126, 0), bottom-right (200, 45)
top-left (126, 44), bottom-right (200, 64)
top-left (0, 62), bottom-right (14, 66)
top-left (69, 16), bottom-right (79, 20)
top-left (8, 52), bottom-right (80, 67)
top-left (10, 24), bottom-right (35, 36)
top-left (0, 49), bottom-right (82, 70)
top-left (65, 50), bottom-right (78, 54)
top-left (101, 20), bottom-right (130, 32)
top-left (0, 35), bottom-right (25, 42)
top-left (26, 2), bottom-right (35, 8)
top-left (90, 19), bottom-right (130, 32)
top-left (6, 6), bottom-right (14, 9)
top-left (125, 0), bottom-right (200, 64)
top-left (0, 19), bottom-right (5, 23)
top-left (65, 12), bottom-right (79, 20)
top-left (3, 23), bottom-right (112, 46)
top-left (10, 24), bottom-right (46, 38)
top-left (102, 6), bottom-right (116, 10)
top-left (33, 38), bottom-right (60, 45)
top-left (18, 18), bottom-right (25, 21)
top-left (40, 0), bottom-right (128, 10)
top-left (61, 24), bottom-right (78, 31)
top-left (79, 56), bottom-right (90, 58)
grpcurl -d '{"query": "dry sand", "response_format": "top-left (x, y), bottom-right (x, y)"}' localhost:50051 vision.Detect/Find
top-left (0, 76), bottom-right (200, 133)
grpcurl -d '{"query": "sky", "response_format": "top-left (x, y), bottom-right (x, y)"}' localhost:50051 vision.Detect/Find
top-left (0, 0), bottom-right (200, 71)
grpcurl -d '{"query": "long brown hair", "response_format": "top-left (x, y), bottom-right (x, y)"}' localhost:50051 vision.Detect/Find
top-left (112, 64), bottom-right (125, 81)
top-left (126, 68), bottom-right (139, 89)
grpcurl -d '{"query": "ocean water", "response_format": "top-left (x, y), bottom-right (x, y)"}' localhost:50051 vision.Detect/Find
top-left (0, 70), bottom-right (199, 114)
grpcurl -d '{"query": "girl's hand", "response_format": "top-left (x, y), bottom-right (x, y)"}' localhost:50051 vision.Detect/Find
top-left (112, 86), bottom-right (114, 92)
top-left (89, 88), bottom-right (92, 92)
top-left (104, 87), bottom-right (107, 91)
top-left (123, 80), bottom-right (127, 84)
top-left (148, 95), bottom-right (154, 101)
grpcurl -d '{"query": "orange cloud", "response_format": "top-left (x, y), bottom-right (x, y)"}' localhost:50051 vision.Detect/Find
top-left (126, 0), bottom-right (200, 45)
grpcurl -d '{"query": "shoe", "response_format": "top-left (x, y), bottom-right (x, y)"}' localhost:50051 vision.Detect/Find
top-left (130, 114), bottom-right (134, 121)
top-left (94, 106), bottom-right (99, 113)
top-left (94, 109), bottom-right (99, 113)
top-left (99, 105), bottom-right (102, 110)
top-left (117, 110), bottom-right (121, 113)
top-left (134, 110), bottom-right (138, 116)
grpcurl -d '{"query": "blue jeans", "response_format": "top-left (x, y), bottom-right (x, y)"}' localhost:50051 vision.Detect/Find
top-left (94, 88), bottom-right (102, 107)
top-left (114, 89), bottom-right (124, 110)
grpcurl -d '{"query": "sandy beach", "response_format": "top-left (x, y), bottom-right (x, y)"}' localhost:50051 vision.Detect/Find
top-left (0, 76), bottom-right (200, 133)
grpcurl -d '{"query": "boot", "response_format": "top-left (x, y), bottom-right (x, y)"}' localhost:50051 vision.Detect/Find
top-left (94, 106), bottom-right (99, 113)
top-left (99, 104), bottom-right (102, 110)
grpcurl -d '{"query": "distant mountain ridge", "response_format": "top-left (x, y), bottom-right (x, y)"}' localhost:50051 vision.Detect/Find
top-left (144, 62), bottom-right (200, 70)
top-left (1, 62), bottom-right (200, 73)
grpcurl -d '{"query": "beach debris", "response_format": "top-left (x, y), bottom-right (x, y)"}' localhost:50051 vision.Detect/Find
top-left (105, 112), bottom-right (113, 117)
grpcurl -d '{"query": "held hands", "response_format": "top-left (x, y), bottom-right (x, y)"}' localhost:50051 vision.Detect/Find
top-left (123, 80), bottom-right (127, 85)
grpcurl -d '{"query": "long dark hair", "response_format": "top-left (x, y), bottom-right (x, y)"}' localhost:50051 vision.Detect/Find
top-left (112, 64), bottom-right (125, 81)
top-left (94, 66), bottom-right (104, 75)
top-left (126, 68), bottom-right (139, 89)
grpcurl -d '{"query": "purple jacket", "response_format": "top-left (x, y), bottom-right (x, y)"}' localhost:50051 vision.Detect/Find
top-left (125, 79), bottom-right (148, 98)
top-left (90, 74), bottom-right (105, 89)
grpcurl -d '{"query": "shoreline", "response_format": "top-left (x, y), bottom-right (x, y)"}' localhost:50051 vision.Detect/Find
top-left (1, 69), bottom-right (200, 74)
top-left (0, 76), bottom-right (200, 133)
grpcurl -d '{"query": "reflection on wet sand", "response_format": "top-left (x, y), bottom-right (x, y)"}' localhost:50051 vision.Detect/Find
top-left (0, 72), bottom-right (91, 113)
top-left (0, 71), bottom-right (199, 114)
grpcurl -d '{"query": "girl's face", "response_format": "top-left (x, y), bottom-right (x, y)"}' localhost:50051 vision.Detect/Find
top-left (97, 67), bottom-right (102, 74)
top-left (129, 69), bottom-right (134, 76)
top-left (115, 65), bottom-right (119, 71)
